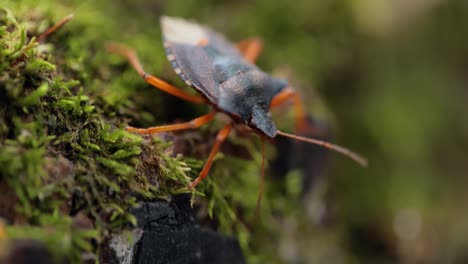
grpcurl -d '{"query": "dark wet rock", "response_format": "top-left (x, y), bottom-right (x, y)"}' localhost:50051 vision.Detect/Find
top-left (106, 195), bottom-right (246, 264)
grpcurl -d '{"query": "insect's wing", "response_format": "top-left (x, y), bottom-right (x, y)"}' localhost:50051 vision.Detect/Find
top-left (205, 29), bottom-right (244, 60)
top-left (164, 41), bottom-right (219, 103)
top-left (161, 16), bottom-right (245, 103)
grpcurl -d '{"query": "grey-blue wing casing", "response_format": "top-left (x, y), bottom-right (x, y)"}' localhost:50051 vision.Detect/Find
top-left (161, 16), bottom-right (287, 138)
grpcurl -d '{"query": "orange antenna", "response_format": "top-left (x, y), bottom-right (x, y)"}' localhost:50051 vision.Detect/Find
top-left (276, 130), bottom-right (368, 167)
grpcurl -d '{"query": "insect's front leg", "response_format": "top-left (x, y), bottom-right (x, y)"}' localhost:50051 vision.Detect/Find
top-left (189, 123), bottom-right (233, 188)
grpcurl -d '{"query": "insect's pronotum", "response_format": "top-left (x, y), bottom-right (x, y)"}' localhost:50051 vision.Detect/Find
top-left (107, 16), bottom-right (367, 205)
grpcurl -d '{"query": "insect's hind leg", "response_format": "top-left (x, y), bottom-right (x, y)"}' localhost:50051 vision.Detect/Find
top-left (189, 123), bottom-right (233, 188)
top-left (236, 38), bottom-right (263, 63)
top-left (106, 43), bottom-right (206, 104)
top-left (270, 87), bottom-right (308, 132)
top-left (126, 111), bottom-right (216, 135)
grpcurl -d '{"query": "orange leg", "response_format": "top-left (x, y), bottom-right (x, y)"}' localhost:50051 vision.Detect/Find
top-left (189, 123), bottom-right (233, 188)
top-left (236, 38), bottom-right (263, 63)
top-left (126, 111), bottom-right (216, 134)
top-left (270, 87), bottom-right (307, 132)
top-left (36, 14), bottom-right (74, 43)
top-left (106, 43), bottom-right (206, 104)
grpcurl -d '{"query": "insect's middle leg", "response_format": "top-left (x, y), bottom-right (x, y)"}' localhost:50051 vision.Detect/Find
top-left (189, 123), bottom-right (233, 188)
top-left (270, 87), bottom-right (308, 132)
top-left (236, 38), bottom-right (263, 63)
top-left (106, 43), bottom-right (206, 104)
top-left (126, 111), bottom-right (216, 135)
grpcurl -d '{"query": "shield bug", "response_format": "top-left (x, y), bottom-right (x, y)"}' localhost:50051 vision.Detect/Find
top-left (106, 16), bottom-right (367, 200)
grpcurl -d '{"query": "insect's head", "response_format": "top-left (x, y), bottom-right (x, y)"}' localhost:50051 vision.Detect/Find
top-left (249, 104), bottom-right (277, 138)
top-left (217, 73), bottom-right (288, 139)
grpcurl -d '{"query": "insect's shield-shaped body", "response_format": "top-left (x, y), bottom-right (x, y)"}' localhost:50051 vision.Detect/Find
top-left (161, 16), bottom-right (288, 138)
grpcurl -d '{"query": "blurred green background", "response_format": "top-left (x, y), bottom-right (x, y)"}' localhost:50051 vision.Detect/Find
top-left (4, 0), bottom-right (468, 263)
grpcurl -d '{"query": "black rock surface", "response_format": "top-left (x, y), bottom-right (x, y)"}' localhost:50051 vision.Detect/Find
top-left (130, 195), bottom-right (246, 264)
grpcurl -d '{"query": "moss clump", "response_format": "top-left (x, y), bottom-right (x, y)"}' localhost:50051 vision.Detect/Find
top-left (0, 8), bottom-right (196, 262)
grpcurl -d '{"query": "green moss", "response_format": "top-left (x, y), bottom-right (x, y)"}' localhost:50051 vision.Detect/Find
top-left (0, 7), bottom-right (198, 262)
